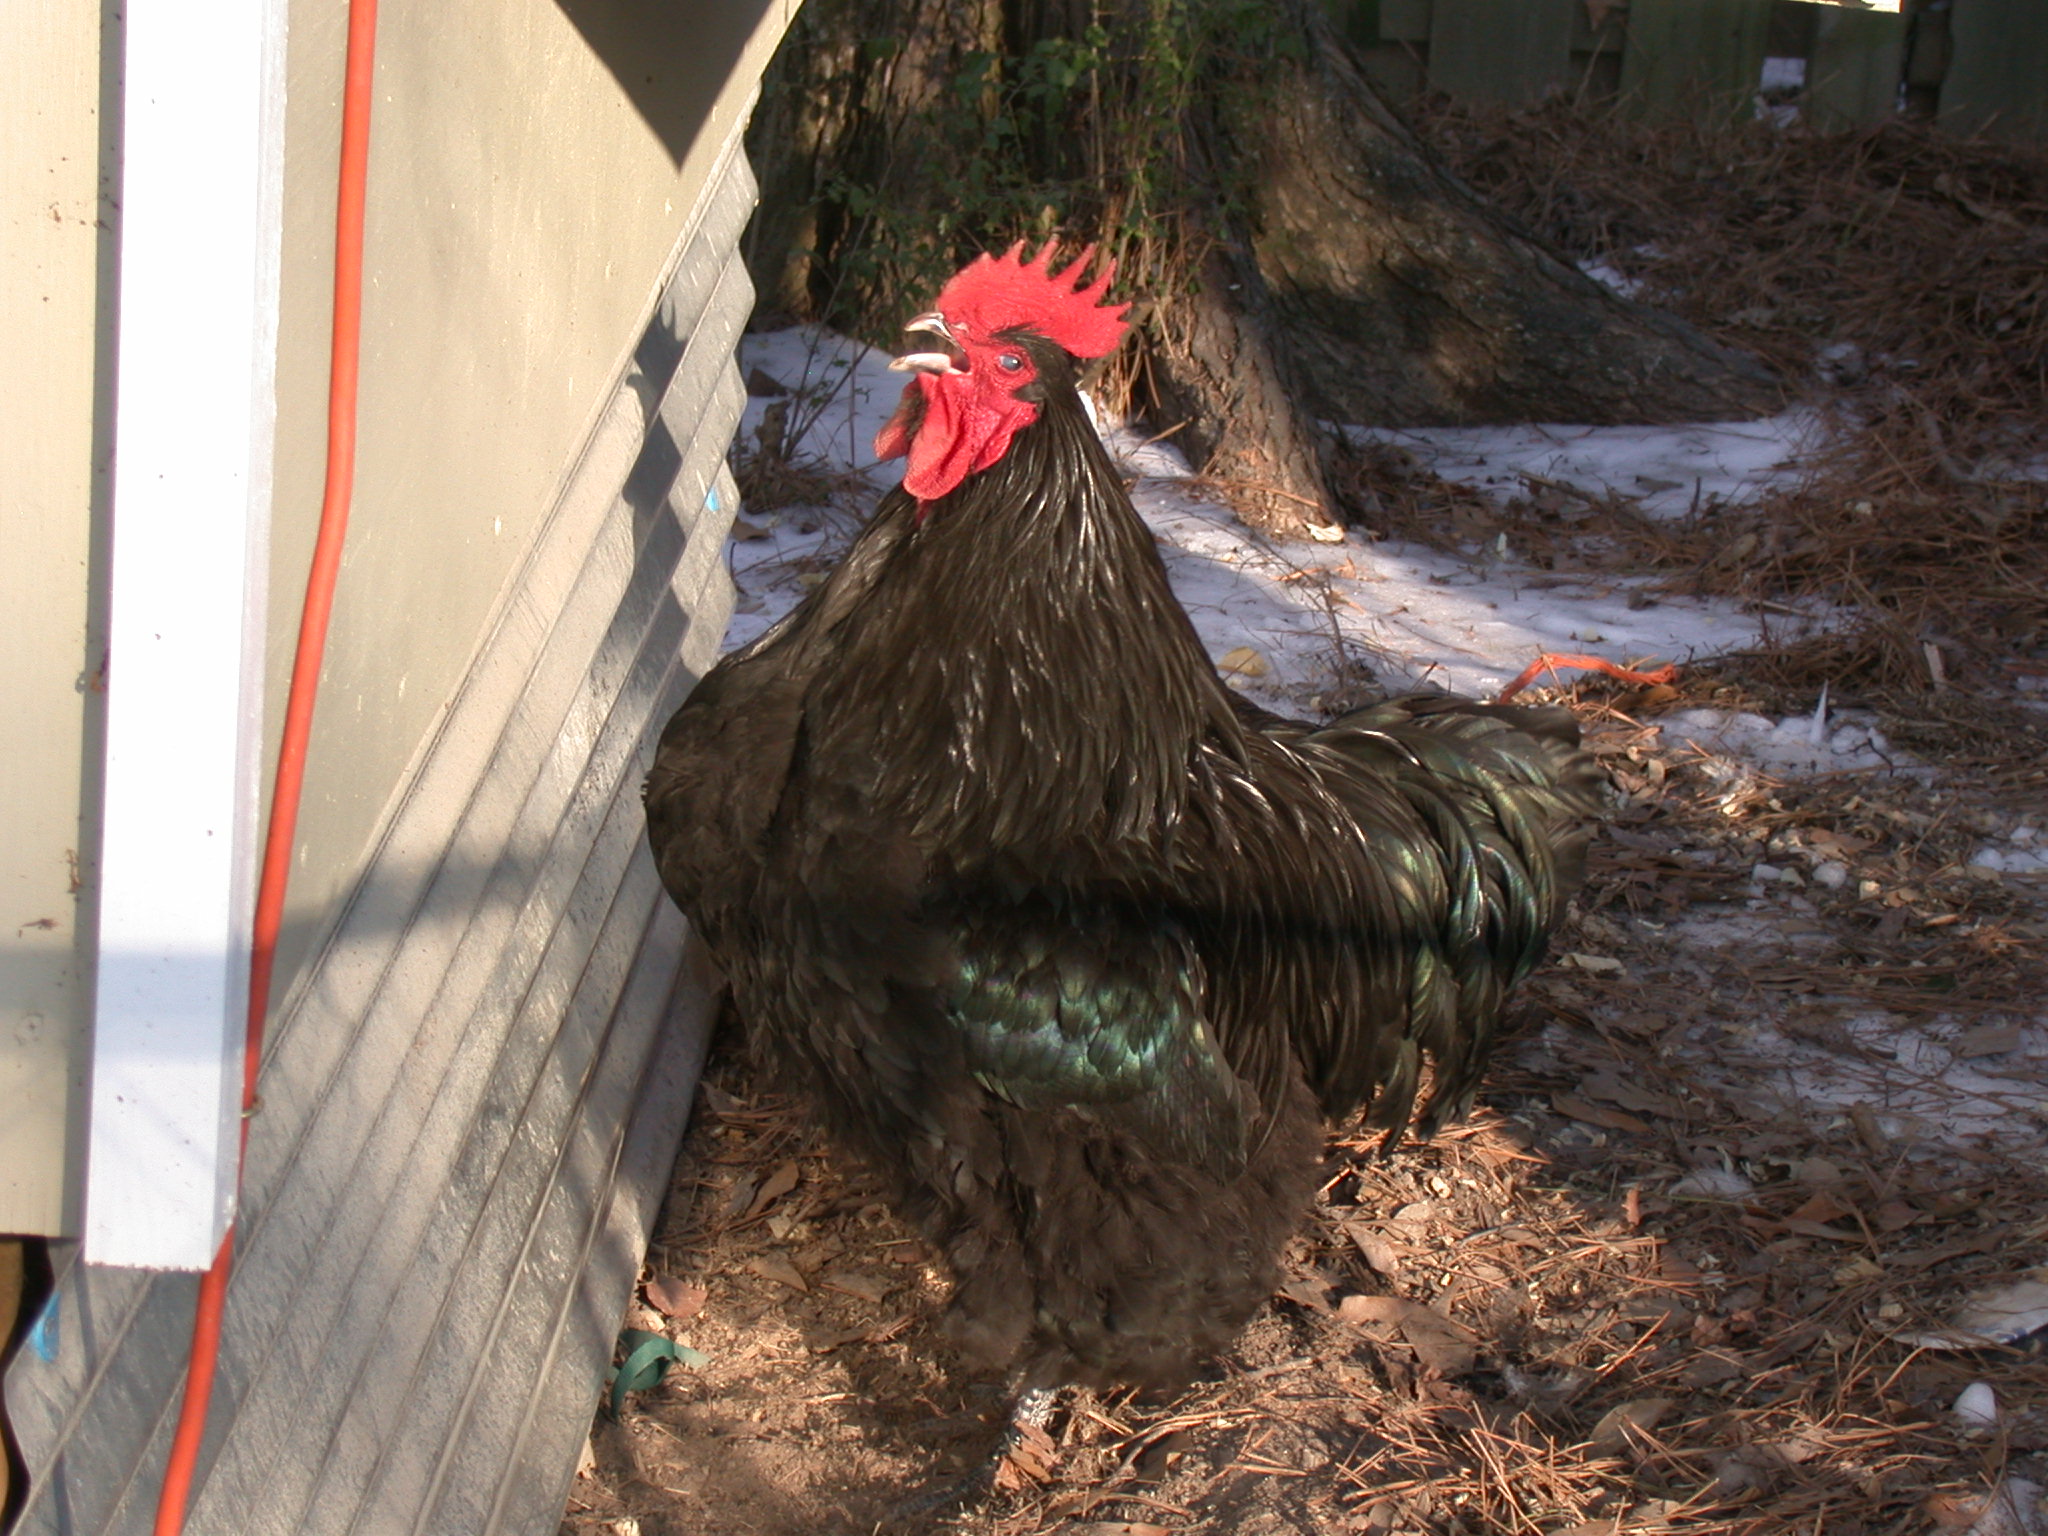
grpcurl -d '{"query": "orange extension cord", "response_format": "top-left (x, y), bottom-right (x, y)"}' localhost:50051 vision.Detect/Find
top-left (151, 0), bottom-right (380, 1530)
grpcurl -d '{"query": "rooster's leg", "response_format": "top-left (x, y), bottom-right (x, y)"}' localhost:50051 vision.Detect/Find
top-left (890, 1385), bottom-right (1062, 1519)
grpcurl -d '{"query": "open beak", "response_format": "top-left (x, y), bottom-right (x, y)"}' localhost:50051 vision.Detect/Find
top-left (890, 311), bottom-right (966, 375)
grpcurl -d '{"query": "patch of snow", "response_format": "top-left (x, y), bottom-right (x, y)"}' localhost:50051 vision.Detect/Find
top-left (1760, 56), bottom-right (1806, 94)
top-left (1345, 411), bottom-right (1825, 520)
top-left (1970, 843), bottom-right (2048, 877)
top-left (1577, 259), bottom-right (1642, 298)
top-left (1133, 483), bottom-right (1763, 706)
top-left (1660, 706), bottom-right (1912, 776)
top-left (1102, 425), bottom-right (1197, 481)
top-left (1682, 1005), bottom-right (2048, 1157)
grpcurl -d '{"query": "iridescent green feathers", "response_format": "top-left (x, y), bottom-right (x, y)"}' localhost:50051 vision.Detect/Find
top-left (946, 902), bottom-right (1247, 1175)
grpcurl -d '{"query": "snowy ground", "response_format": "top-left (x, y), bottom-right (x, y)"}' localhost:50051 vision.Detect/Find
top-left (728, 325), bottom-right (2048, 1174)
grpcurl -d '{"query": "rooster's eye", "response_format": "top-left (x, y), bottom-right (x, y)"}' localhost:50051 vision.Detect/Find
top-left (996, 353), bottom-right (1024, 373)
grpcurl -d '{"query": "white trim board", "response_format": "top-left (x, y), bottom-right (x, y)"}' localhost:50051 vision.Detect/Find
top-left (88, 0), bottom-right (291, 1270)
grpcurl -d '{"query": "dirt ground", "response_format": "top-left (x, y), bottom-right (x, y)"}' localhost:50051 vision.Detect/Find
top-left (563, 99), bottom-right (2048, 1536)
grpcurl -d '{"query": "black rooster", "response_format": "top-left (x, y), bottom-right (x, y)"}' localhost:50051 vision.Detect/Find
top-left (646, 243), bottom-right (1598, 1402)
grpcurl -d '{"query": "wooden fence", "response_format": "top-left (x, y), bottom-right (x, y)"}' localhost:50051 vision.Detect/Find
top-left (1330, 0), bottom-right (2046, 140)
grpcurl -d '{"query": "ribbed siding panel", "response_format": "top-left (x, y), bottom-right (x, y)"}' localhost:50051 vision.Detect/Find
top-left (4, 123), bottom-right (754, 1536)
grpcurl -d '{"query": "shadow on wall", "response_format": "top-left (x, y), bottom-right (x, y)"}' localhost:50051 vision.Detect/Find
top-left (553, 0), bottom-right (782, 168)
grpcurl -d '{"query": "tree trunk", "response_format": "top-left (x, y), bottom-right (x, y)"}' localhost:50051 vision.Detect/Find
top-left (743, 0), bottom-right (1783, 539)
top-left (1236, 0), bottom-right (1780, 429)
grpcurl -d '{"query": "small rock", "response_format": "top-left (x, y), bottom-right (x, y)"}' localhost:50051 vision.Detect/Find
top-left (1751, 862), bottom-right (1783, 884)
top-left (1955, 1381), bottom-right (2000, 1429)
top-left (1812, 861), bottom-right (1850, 890)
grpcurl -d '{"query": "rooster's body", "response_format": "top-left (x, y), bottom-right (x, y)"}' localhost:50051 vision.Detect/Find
top-left (646, 245), bottom-right (1598, 1391)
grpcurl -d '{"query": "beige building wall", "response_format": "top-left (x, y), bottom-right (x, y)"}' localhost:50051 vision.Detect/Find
top-left (0, 0), bottom-right (797, 1236)
top-left (0, 4), bottom-right (109, 1237)
top-left (264, 0), bottom-right (796, 1006)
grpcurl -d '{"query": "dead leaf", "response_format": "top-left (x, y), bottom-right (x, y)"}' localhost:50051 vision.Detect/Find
top-left (1778, 1217), bottom-right (1862, 1243)
top-left (1337, 1294), bottom-right (1477, 1375)
top-left (728, 517), bottom-right (773, 541)
top-left (821, 1271), bottom-right (892, 1305)
top-left (1681, 1351), bottom-right (1748, 1387)
top-left (1955, 1024), bottom-right (2024, 1060)
top-left (721, 1171), bottom-right (759, 1219)
top-left (992, 1420), bottom-right (1058, 1491)
top-left (1805, 827), bottom-right (1873, 860)
top-left (1558, 952), bottom-right (1624, 976)
top-left (1787, 1189), bottom-right (1855, 1225)
top-left (1588, 1396), bottom-right (1674, 1450)
top-left (644, 1274), bottom-right (708, 1320)
top-left (698, 1082), bottom-right (747, 1116)
top-left (1346, 1225), bottom-right (1404, 1278)
top-left (1071, 1525), bottom-right (1174, 1536)
top-left (1792, 1156), bottom-right (1844, 1186)
top-left (1758, 1430), bottom-right (1828, 1467)
top-left (806, 1323), bottom-right (871, 1352)
top-left (1216, 645), bottom-right (1270, 678)
top-left (1279, 1277), bottom-right (1333, 1313)
top-left (1578, 1072), bottom-right (1682, 1117)
top-left (1875, 1200), bottom-right (1924, 1232)
top-left (744, 1159), bottom-right (802, 1219)
top-left (746, 1253), bottom-right (810, 1292)
top-left (1552, 1093), bottom-right (1650, 1134)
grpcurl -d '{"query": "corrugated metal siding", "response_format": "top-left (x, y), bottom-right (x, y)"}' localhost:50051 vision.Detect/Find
top-left (3, 124), bottom-right (755, 1536)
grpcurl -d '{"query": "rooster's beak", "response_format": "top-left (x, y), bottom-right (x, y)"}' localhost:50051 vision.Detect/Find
top-left (891, 312), bottom-right (963, 375)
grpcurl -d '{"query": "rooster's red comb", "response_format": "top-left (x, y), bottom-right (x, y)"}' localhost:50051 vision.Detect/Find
top-left (933, 240), bottom-right (1130, 360)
